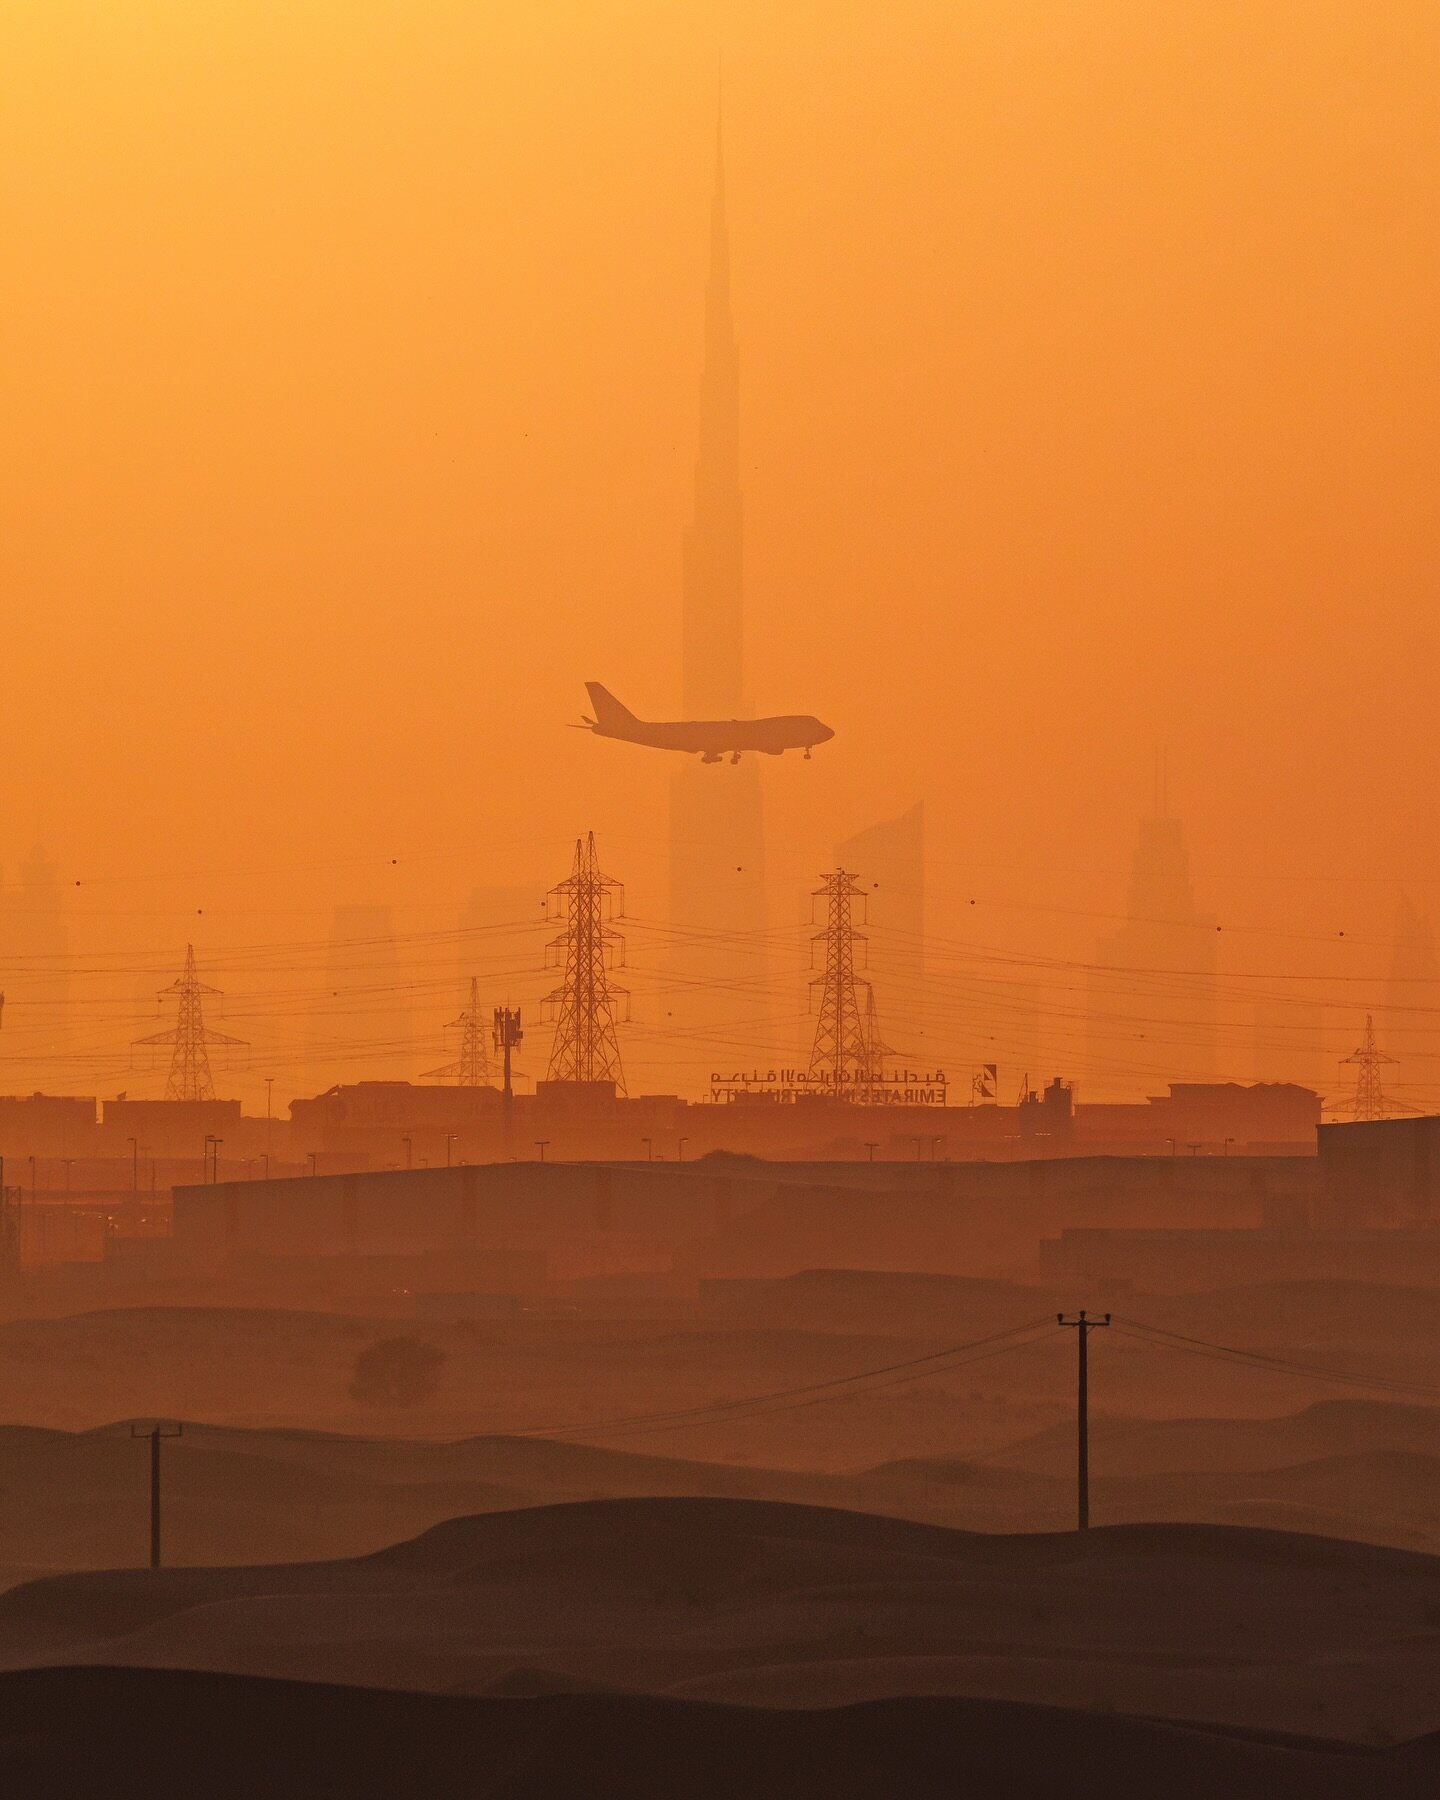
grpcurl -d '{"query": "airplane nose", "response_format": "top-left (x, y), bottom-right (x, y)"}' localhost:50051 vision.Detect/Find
top-left (820, 722), bottom-right (835, 741)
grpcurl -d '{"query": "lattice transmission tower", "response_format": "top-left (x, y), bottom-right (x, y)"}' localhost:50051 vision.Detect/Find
top-left (808, 869), bottom-right (873, 1083)
top-left (1337, 1012), bottom-right (1399, 1121)
top-left (860, 983), bottom-right (892, 1077)
top-left (134, 944), bottom-right (246, 1101)
top-left (425, 977), bottom-right (491, 1085)
top-left (544, 832), bottom-right (627, 1093)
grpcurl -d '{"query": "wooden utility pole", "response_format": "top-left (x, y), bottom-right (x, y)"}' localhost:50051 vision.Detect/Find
top-left (131, 1422), bottom-right (183, 1567)
top-left (1057, 1312), bottom-right (1110, 1530)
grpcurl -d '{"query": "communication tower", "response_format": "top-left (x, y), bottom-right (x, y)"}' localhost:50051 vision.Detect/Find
top-left (493, 1006), bottom-right (523, 1101)
top-left (543, 833), bottom-right (627, 1092)
top-left (808, 869), bottom-right (872, 1083)
top-left (425, 977), bottom-right (490, 1085)
top-left (134, 945), bottom-right (246, 1101)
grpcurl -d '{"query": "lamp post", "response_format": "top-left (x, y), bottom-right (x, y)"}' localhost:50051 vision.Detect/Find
top-left (534, 1140), bottom-right (549, 1163)
top-left (402, 1135), bottom-right (412, 1170)
top-left (677, 1137), bottom-right (687, 1163)
top-left (128, 1137), bottom-right (138, 1193)
top-left (642, 1137), bottom-right (652, 1161)
top-left (444, 1133), bottom-right (458, 1168)
top-left (864, 1142), bottom-right (879, 1162)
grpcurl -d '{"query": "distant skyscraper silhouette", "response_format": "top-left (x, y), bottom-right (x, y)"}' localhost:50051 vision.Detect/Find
top-left (1386, 895), bottom-right (1439, 1103)
top-left (668, 113), bottom-right (767, 1072)
top-left (1089, 812), bottom-right (1218, 1097)
top-left (319, 905), bottom-right (407, 1083)
top-left (0, 843), bottom-right (71, 1070)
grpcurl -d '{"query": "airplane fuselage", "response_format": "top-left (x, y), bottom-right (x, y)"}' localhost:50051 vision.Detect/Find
top-left (582, 684), bottom-right (834, 762)
top-left (606, 714), bottom-right (830, 759)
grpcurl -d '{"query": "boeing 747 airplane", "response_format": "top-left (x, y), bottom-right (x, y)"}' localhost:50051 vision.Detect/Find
top-left (579, 683), bottom-right (834, 763)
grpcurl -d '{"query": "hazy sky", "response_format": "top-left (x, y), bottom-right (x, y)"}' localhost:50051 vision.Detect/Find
top-left (1, 1), bottom-right (1436, 1104)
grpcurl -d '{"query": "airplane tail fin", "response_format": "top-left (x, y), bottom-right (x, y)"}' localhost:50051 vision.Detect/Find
top-left (584, 683), bottom-right (639, 734)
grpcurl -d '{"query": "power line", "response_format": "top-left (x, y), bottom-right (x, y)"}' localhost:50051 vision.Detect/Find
top-left (513, 1319), bottom-right (1057, 1444)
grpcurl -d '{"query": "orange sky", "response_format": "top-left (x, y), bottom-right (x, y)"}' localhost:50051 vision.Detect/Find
top-left (0, 0), bottom-right (1436, 1105)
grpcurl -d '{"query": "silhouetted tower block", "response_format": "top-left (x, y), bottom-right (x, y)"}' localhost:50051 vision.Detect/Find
top-left (1338, 1013), bottom-right (1398, 1121)
top-left (544, 833), bottom-right (628, 1093)
top-left (134, 945), bottom-right (246, 1102)
top-left (808, 870), bottom-right (873, 1083)
top-left (425, 977), bottom-right (490, 1086)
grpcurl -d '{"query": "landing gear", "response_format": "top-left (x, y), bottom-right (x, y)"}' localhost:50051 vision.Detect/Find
top-left (730, 750), bottom-right (742, 765)
top-left (803, 746), bottom-right (813, 760)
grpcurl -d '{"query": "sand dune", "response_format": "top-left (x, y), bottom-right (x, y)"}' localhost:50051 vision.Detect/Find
top-left (988, 1399), bottom-right (1440, 1477)
top-left (3, 1498), bottom-right (1440, 1745)
top-left (8, 1396), bottom-right (1440, 1590)
top-left (1, 1665), bottom-right (1430, 1800)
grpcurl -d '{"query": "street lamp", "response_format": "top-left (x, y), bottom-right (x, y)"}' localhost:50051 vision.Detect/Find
top-left (534, 1140), bottom-right (549, 1163)
top-left (642, 1137), bottom-right (652, 1161)
top-left (864, 1142), bottom-right (879, 1162)
top-left (402, 1135), bottom-right (413, 1170)
top-left (128, 1137), bottom-right (138, 1193)
top-left (677, 1137), bottom-right (688, 1163)
top-left (444, 1133), bottom-right (458, 1168)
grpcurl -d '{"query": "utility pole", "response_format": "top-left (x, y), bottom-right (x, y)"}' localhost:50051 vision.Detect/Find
top-left (131, 1421), bottom-right (183, 1568)
top-left (1057, 1311), bottom-right (1110, 1530)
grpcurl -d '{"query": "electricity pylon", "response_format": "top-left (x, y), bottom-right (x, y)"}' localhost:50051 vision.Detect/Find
top-left (544, 832), bottom-right (627, 1092)
top-left (134, 945), bottom-right (246, 1101)
top-left (1337, 1013), bottom-right (1399, 1121)
top-left (808, 868), bottom-right (871, 1084)
top-left (425, 977), bottom-right (490, 1085)
top-left (859, 983), bottom-right (891, 1078)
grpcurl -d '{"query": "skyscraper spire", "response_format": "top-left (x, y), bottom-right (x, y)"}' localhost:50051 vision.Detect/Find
top-left (682, 106), bottom-right (743, 718)
top-left (667, 110), bottom-right (767, 1086)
